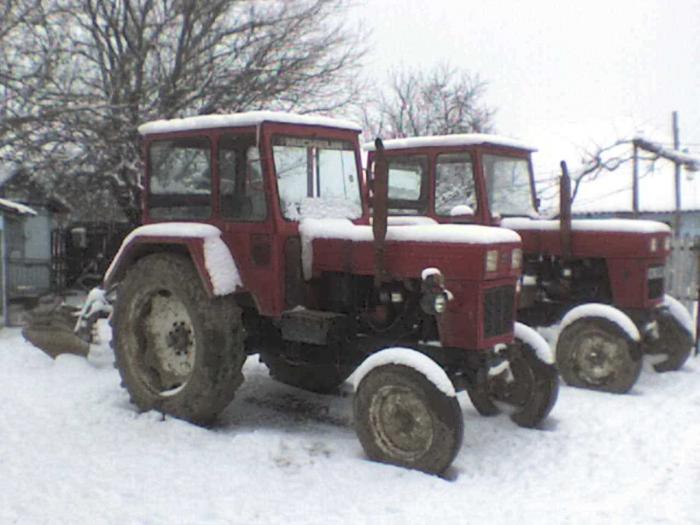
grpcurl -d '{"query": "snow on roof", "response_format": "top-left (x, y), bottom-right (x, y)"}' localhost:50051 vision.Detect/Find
top-left (501, 217), bottom-right (671, 234)
top-left (0, 197), bottom-right (36, 216)
top-left (139, 111), bottom-right (362, 135)
top-left (363, 134), bottom-right (537, 152)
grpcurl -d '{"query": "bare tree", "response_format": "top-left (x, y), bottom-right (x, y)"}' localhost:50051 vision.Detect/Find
top-left (362, 63), bottom-right (495, 140)
top-left (1, 0), bottom-right (365, 225)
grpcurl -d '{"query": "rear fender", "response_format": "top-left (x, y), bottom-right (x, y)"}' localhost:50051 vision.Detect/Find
top-left (104, 234), bottom-right (237, 298)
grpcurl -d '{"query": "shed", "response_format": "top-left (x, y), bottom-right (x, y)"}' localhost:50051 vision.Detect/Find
top-left (0, 198), bottom-right (49, 325)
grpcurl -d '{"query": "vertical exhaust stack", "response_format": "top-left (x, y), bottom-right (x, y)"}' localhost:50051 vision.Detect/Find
top-left (372, 138), bottom-right (389, 287)
top-left (559, 161), bottom-right (572, 259)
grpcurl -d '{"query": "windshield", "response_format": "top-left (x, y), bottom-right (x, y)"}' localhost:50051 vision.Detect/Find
top-left (484, 154), bottom-right (536, 217)
top-left (273, 136), bottom-right (361, 220)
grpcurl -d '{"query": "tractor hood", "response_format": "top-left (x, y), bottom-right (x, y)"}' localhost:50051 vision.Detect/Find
top-left (299, 219), bottom-right (521, 281)
top-left (501, 217), bottom-right (672, 259)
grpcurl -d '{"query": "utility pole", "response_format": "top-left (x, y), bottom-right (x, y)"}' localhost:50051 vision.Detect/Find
top-left (673, 111), bottom-right (681, 235)
top-left (632, 141), bottom-right (639, 217)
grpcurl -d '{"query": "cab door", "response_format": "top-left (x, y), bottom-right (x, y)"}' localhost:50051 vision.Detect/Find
top-left (214, 131), bottom-right (282, 316)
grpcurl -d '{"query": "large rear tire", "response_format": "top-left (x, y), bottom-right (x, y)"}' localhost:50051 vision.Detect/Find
top-left (556, 317), bottom-right (642, 393)
top-left (354, 363), bottom-right (463, 475)
top-left (112, 254), bottom-right (245, 426)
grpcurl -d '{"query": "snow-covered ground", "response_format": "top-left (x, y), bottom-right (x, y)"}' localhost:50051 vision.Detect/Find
top-left (1, 323), bottom-right (698, 524)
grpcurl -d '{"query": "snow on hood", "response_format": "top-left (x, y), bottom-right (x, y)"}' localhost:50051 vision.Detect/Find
top-left (105, 223), bottom-right (241, 295)
top-left (139, 111), bottom-right (361, 135)
top-left (363, 133), bottom-right (536, 152)
top-left (298, 218), bottom-right (521, 279)
top-left (501, 217), bottom-right (671, 234)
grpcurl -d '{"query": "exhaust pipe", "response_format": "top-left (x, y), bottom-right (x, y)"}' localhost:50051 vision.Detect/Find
top-left (560, 161), bottom-right (572, 259)
top-left (372, 138), bottom-right (389, 287)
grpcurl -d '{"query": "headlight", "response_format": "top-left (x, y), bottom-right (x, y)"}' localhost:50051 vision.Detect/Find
top-left (650, 238), bottom-right (658, 252)
top-left (511, 248), bottom-right (522, 270)
top-left (434, 294), bottom-right (447, 314)
top-left (664, 237), bottom-right (671, 251)
top-left (485, 249), bottom-right (499, 272)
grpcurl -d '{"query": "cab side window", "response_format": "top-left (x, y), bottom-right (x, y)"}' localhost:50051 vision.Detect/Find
top-left (435, 153), bottom-right (477, 217)
top-left (219, 134), bottom-right (267, 221)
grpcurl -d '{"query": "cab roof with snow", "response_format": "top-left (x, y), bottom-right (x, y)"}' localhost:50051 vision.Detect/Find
top-left (363, 133), bottom-right (537, 152)
top-left (138, 111), bottom-right (362, 136)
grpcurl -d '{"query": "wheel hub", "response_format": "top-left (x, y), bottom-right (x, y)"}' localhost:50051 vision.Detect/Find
top-left (575, 333), bottom-right (622, 383)
top-left (369, 385), bottom-right (434, 461)
top-left (136, 290), bottom-right (196, 394)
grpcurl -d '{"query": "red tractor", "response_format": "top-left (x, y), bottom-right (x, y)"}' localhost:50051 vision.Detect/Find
top-left (365, 135), bottom-right (694, 396)
top-left (103, 113), bottom-right (558, 475)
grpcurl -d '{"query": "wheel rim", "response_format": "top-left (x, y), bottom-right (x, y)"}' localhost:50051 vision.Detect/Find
top-left (573, 330), bottom-right (626, 385)
top-left (369, 385), bottom-right (434, 462)
top-left (133, 289), bottom-right (196, 396)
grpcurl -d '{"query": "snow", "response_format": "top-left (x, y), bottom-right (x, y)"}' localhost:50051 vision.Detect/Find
top-left (363, 134), bottom-right (537, 152)
top-left (386, 216), bottom-right (438, 225)
top-left (501, 217), bottom-right (671, 234)
top-left (449, 204), bottom-right (474, 216)
top-left (298, 219), bottom-right (521, 279)
top-left (514, 322), bottom-right (554, 365)
top-left (664, 294), bottom-right (695, 337)
top-left (75, 287), bottom-right (113, 332)
top-left (0, 197), bottom-right (36, 216)
top-left (289, 197), bottom-right (362, 221)
top-left (351, 347), bottom-right (456, 397)
top-left (559, 304), bottom-right (641, 342)
top-left (105, 223), bottom-right (241, 295)
top-left (139, 111), bottom-right (362, 135)
top-left (421, 267), bottom-right (441, 280)
top-left (2, 323), bottom-right (699, 523)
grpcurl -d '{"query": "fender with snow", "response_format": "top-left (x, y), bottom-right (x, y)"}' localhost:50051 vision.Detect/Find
top-left (642, 295), bottom-right (694, 372)
top-left (103, 223), bottom-right (242, 297)
top-left (556, 303), bottom-right (642, 393)
top-left (466, 322), bottom-right (558, 428)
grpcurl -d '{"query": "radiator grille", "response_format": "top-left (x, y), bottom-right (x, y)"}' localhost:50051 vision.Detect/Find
top-left (648, 279), bottom-right (664, 300)
top-left (483, 285), bottom-right (515, 338)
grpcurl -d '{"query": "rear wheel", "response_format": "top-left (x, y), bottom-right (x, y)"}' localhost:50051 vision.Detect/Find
top-left (112, 254), bottom-right (245, 425)
top-left (467, 326), bottom-right (559, 428)
top-left (556, 317), bottom-right (642, 393)
top-left (644, 310), bottom-right (693, 373)
top-left (354, 363), bottom-right (463, 475)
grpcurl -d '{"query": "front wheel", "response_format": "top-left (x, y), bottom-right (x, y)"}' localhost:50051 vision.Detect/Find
top-left (556, 316), bottom-right (642, 393)
top-left (644, 298), bottom-right (693, 372)
top-left (354, 363), bottom-right (463, 475)
top-left (467, 323), bottom-right (559, 428)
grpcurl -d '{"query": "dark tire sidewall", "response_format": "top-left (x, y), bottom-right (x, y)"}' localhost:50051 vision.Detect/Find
top-left (113, 254), bottom-right (244, 425)
top-left (354, 364), bottom-right (463, 475)
top-left (556, 316), bottom-right (642, 394)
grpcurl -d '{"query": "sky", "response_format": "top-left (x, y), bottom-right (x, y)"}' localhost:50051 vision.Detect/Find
top-left (350, 0), bottom-right (700, 185)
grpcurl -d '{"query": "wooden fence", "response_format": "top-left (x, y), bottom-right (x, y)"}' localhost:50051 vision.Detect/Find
top-left (665, 236), bottom-right (699, 312)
